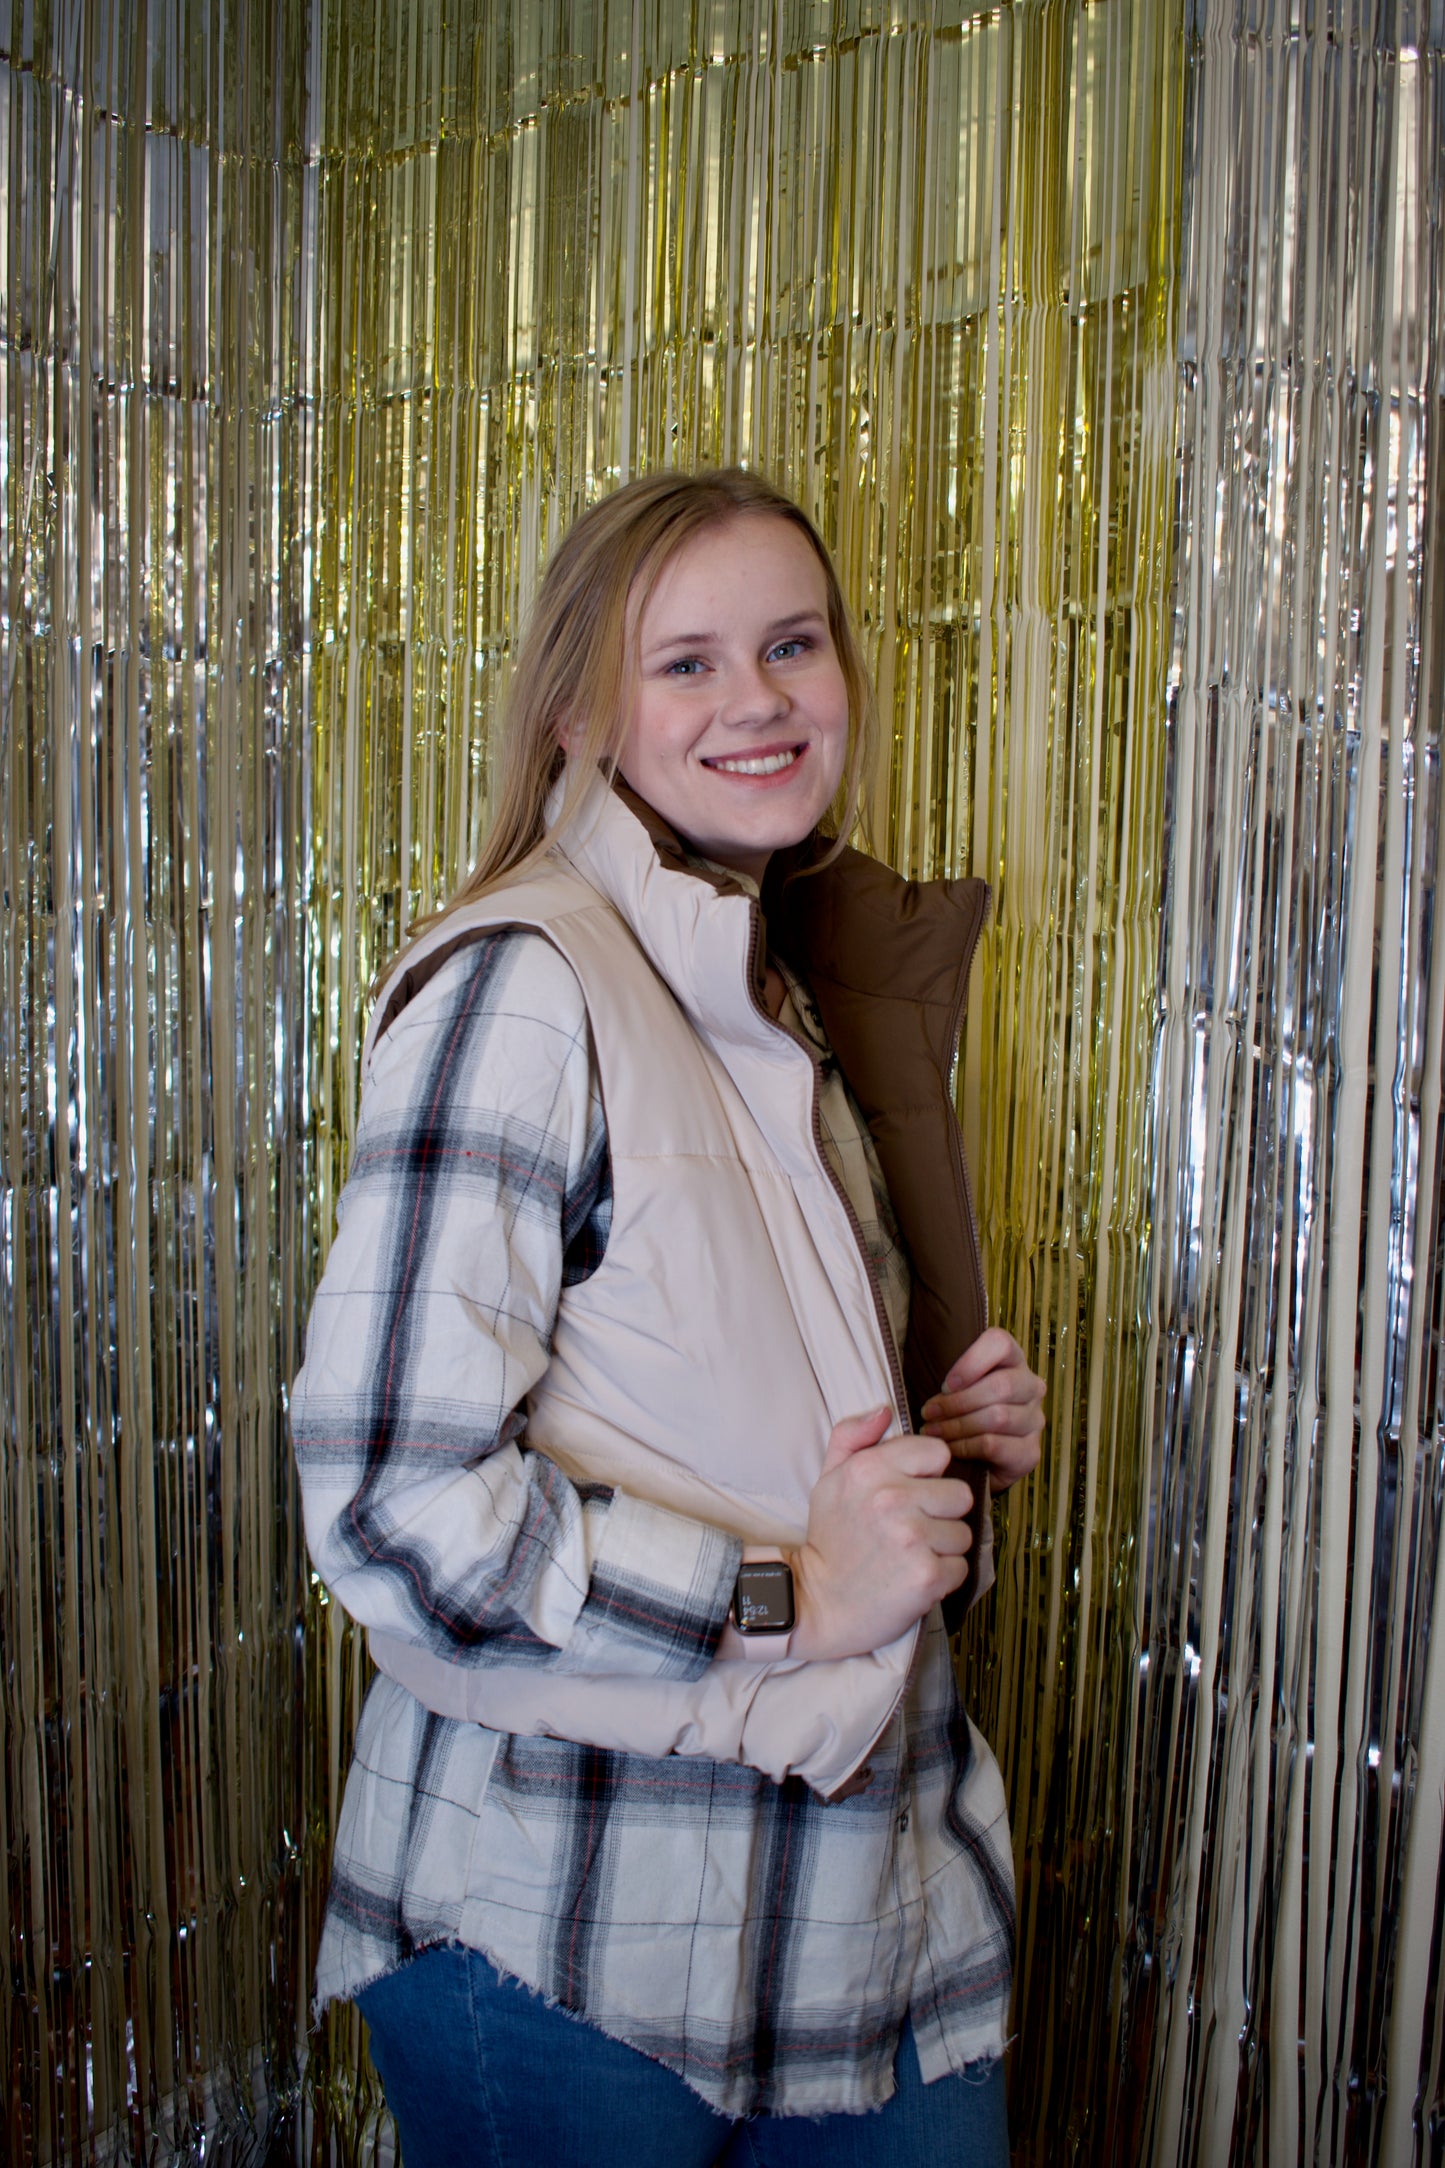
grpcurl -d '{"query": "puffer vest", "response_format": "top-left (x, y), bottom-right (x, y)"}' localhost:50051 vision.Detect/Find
top-left (367, 783), bottom-right (991, 1797)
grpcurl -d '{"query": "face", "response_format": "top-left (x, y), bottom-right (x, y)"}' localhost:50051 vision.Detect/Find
top-left (617, 514), bottom-right (851, 883)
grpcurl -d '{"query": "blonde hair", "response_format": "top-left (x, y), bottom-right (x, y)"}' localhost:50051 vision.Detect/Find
top-left (434, 468), bottom-right (877, 928)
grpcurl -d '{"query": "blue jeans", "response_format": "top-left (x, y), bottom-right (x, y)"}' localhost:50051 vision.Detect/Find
top-left (357, 1944), bottom-right (1009, 2167)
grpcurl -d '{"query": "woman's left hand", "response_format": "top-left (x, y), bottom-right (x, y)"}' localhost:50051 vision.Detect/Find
top-left (919, 1328), bottom-right (1045, 1494)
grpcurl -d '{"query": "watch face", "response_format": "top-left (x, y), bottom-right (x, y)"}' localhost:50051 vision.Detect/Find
top-left (734, 1561), bottom-right (795, 1634)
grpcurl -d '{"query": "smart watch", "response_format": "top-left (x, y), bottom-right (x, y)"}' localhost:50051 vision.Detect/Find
top-left (731, 1559), bottom-right (796, 1637)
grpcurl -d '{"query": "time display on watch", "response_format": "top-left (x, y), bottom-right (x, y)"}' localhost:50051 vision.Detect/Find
top-left (732, 1559), bottom-right (796, 1635)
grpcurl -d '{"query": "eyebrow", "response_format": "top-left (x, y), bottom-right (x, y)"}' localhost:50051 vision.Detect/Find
top-left (642, 608), bottom-right (827, 656)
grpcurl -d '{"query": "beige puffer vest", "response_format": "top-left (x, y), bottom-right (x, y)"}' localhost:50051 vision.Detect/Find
top-left (368, 784), bottom-right (991, 1797)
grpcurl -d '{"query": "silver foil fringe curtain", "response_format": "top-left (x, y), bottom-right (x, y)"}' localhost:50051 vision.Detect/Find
top-left (2, 0), bottom-right (316, 2158)
top-left (1129, 10), bottom-right (1445, 2163)
top-left (1, 2), bottom-right (1443, 2164)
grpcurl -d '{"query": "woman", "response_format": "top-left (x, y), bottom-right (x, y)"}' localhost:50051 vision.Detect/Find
top-left (292, 468), bottom-right (1044, 2166)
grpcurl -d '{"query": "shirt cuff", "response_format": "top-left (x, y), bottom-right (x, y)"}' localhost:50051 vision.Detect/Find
top-left (567, 1490), bottom-right (743, 1680)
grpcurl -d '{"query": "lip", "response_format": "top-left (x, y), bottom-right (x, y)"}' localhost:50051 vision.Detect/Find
top-left (699, 741), bottom-right (809, 779)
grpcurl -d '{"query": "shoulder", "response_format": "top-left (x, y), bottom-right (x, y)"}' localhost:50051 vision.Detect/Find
top-left (376, 925), bottom-right (587, 1038)
top-left (363, 927), bottom-right (593, 1111)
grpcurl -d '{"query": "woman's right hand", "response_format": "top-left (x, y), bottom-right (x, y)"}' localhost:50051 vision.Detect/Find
top-left (788, 1408), bottom-right (974, 1661)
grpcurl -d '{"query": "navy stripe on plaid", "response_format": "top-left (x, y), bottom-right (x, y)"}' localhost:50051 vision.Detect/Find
top-left (579, 1562), bottom-right (731, 1670)
top-left (940, 1709), bottom-right (1017, 1957)
top-left (744, 1775), bottom-right (822, 2106)
top-left (547, 1744), bottom-right (621, 2006)
top-left (352, 934), bottom-right (534, 1497)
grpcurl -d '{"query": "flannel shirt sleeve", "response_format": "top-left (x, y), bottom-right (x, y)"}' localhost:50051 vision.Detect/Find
top-left (291, 929), bottom-right (742, 1683)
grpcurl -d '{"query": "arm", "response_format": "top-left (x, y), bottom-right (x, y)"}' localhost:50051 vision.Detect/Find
top-left (291, 930), bottom-right (741, 1683)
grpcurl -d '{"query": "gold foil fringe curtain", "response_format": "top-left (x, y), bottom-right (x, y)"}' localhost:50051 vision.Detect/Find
top-left (1, 3), bottom-right (1441, 2164)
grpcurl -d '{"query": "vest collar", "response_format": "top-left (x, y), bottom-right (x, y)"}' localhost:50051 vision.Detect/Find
top-left (555, 774), bottom-right (989, 1079)
top-left (554, 778), bottom-right (781, 1057)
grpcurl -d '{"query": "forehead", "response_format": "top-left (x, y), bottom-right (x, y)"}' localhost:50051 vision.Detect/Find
top-left (635, 513), bottom-right (827, 631)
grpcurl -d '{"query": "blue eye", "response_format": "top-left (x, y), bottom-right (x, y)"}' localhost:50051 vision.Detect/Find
top-left (665, 657), bottom-right (706, 676)
top-left (768, 637), bottom-right (811, 662)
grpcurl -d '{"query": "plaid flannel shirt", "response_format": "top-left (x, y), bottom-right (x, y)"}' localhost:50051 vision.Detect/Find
top-left (292, 928), bottom-right (1015, 2118)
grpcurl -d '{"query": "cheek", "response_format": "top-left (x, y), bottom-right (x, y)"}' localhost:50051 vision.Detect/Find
top-left (622, 696), bottom-right (692, 777)
top-left (822, 744), bottom-right (848, 805)
top-left (823, 693), bottom-right (852, 781)
top-left (614, 718), bottom-right (660, 788)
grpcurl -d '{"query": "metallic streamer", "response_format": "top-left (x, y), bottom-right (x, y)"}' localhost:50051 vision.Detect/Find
top-left (1122, 7), bottom-right (1445, 2164)
top-left (1, 0), bottom-right (315, 2155)
top-left (3, 3), bottom-right (1441, 2164)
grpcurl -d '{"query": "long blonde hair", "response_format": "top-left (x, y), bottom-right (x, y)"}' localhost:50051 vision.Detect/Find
top-left (434, 467), bottom-right (877, 929)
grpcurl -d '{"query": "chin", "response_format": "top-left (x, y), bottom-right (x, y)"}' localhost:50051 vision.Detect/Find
top-left (704, 819), bottom-right (821, 866)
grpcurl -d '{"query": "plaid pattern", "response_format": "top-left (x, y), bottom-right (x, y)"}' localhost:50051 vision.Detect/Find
top-left (293, 926), bottom-right (1014, 2118)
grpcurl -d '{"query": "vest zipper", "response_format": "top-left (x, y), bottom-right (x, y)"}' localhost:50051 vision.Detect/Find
top-left (776, 965), bottom-right (919, 1783)
top-left (746, 904), bottom-right (912, 1432)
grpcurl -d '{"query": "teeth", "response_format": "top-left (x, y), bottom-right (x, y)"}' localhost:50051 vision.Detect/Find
top-left (707, 748), bottom-right (800, 777)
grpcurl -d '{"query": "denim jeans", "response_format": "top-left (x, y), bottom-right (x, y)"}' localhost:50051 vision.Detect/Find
top-left (356, 1943), bottom-right (1010, 2168)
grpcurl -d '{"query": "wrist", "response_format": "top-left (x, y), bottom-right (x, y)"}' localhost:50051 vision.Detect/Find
top-left (782, 1543), bottom-right (833, 1662)
top-left (786, 1542), bottom-right (907, 1664)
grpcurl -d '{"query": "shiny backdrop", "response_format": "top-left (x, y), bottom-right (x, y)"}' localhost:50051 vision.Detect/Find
top-left (1, 0), bottom-right (315, 2158)
top-left (0, 2), bottom-right (1440, 2163)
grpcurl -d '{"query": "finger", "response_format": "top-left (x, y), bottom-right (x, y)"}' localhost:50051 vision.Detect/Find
top-left (925, 1361), bottom-right (1043, 1416)
top-left (908, 1475), bottom-right (975, 1520)
top-left (920, 1396), bottom-right (1045, 1444)
top-left (952, 1426), bottom-right (1043, 1472)
top-left (820, 1405), bottom-right (894, 1475)
top-left (982, 1444), bottom-right (1042, 1493)
top-left (936, 1361), bottom-right (1044, 1408)
top-left (937, 1554), bottom-right (970, 1596)
top-left (939, 1328), bottom-right (1028, 1397)
top-left (921, 1372), bottom-right (1045, 1428)
top-left (869, 1472), bottom-right (973, 1521)
top-left (919, 1516), bottom-right (974, 1556)
top-left (863, 1434), bottom-right (955, 1481)
top-left (923, 1438), bottom-right (1042, 1497)
top-left (923, 1551), bottom-right (970, 1599)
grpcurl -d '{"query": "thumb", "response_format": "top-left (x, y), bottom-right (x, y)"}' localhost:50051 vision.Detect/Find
top-left (821, 1405), bottom-right (894, 1474)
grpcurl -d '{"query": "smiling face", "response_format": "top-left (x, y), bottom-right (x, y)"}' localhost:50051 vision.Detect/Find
top-left (617, 513), bottom-right (852, 883)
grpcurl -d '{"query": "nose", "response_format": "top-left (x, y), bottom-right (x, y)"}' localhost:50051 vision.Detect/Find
top-left (719, 658), bottom-right (789, 729)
